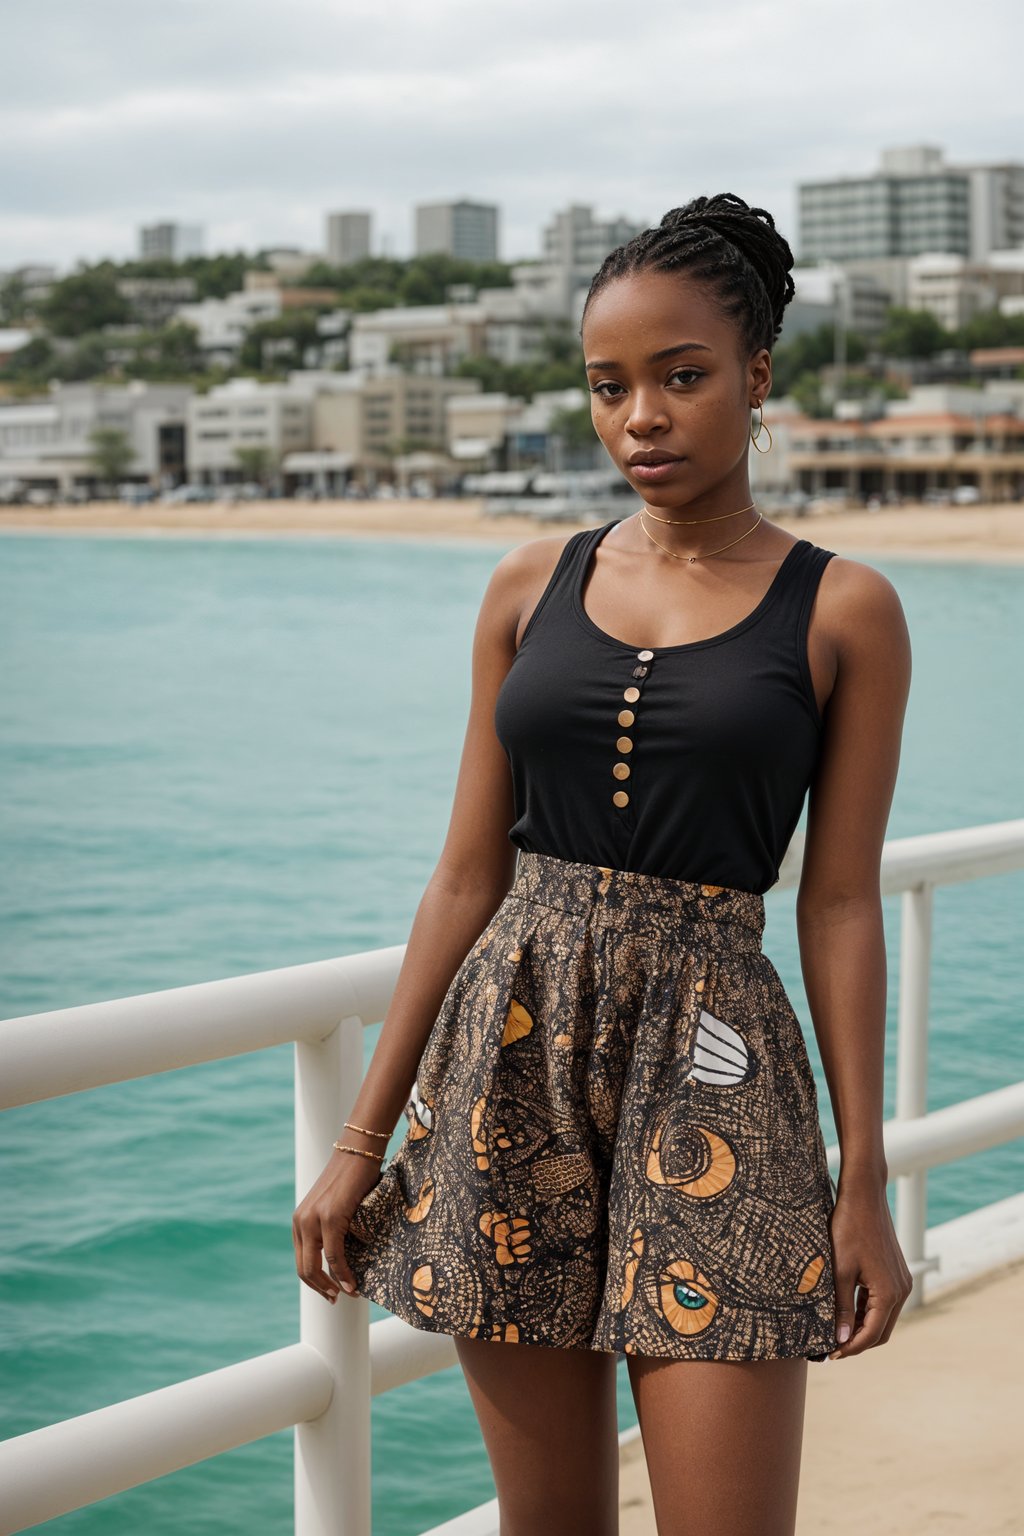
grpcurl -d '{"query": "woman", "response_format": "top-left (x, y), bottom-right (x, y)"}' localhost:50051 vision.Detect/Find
top-left (293, 191), bottom-right (913, 1536)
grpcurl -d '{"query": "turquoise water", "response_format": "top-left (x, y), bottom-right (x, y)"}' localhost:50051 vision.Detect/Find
top-left (1, 529), bottom-right (1021, 1535)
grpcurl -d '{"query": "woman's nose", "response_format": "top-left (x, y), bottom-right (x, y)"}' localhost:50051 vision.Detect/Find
top-left (625, 389), bottom-right (670, 435)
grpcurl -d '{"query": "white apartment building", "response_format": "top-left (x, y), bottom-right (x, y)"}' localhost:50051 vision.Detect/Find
top-left (907, 254), bottom-right (998, 331)
top-left (139, 222), bottom-right (204, 261)
top-left (0, 381), bottom-right (190, 492)
top-left (326, 212), bottom-right (372, 266)
top-left (966, 162), bottom-right (1024, 263)
top-left (349, 303), bottom-right (487, 375)
top-left (175, 289), bottom-right (282, 364)
top-left (349, 283), bottom-right (561, 376)
top-left (799, 145), bottom-right (1024, 266)
top-left (414, 201), bottom-right (499, 263)
top-left (187, 378), bottom-right (312, 481)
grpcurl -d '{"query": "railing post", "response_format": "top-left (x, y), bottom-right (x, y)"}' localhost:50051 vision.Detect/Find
top-left (895, 884), bottom-right (936, 1309)
top-left (295, 1016), bottom-right (372, 1536)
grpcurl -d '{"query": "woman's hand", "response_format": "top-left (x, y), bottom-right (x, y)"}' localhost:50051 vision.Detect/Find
top-left (827, 1176), bottom-right (913, 1359)
top-left (293, 1148), bottom-right (384, 1305)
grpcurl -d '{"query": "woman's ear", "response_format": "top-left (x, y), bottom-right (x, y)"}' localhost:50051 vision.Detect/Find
top-left (748, 348), bottom-right (773, 404)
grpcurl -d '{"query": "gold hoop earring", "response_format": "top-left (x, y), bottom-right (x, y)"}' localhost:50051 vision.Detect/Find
top-left (750, 401), bottom-right (773, 454)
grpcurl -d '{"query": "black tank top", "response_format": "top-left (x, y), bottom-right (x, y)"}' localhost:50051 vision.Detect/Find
top-left (493, 517), bottom-right (836, 895)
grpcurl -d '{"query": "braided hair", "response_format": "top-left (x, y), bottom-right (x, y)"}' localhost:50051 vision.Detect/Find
top-left (581, 192), bottom-right (795, 357)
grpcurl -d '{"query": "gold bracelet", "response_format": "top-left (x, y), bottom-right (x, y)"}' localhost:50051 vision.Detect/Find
top-left (343, 1120), bottom-right (390, 1139)
top-left (333, 1140), bottom-right (386, 1162)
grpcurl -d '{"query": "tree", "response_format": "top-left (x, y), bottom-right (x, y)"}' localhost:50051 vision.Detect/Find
top-left (40, 267), bottom-right (132, 337)
top-left (789, 371), bottom-right (827, 418)
top-left (0, 334), bottom-right (55, 382)
top-left (771, 322), bottom-right (866, 396)
top-left (0, 274), bottom-right (30, 324)
top-left (88, 427), bottom-right (133, 491)
top-left (953, 310), bottom-right (1024, 350)
top-left (877, 306), bottom-right (948, 359)
top-left (233, 445), bottom-right (275, 485)
top-left (238, 310), bottom-right (321, 372)
top-left (547, 404), bottom-right (597, 450)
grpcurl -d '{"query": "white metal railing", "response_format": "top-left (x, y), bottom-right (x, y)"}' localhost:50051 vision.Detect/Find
top-left (1, 818), bottom-right (1022, 1536)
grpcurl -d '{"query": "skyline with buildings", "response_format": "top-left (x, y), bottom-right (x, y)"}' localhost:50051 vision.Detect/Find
top-left (8, 140), bottom-right (1022, 295)
top-left (1, 0), bottom-right (1020, 272)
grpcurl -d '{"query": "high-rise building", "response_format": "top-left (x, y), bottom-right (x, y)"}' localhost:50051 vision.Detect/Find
top-left (414, 201), bottom-right (499, 263)
top-left (541, 204), bottom-right (645, 271)
top-left (965, 163), bottom-right (1024, 263)
top-left (798, 146), bottom-right (1024, 265)
top-left (534, 205), bottom-right (647, 322)
top-left (326, 211), bottom-right (372, 266)
top-left (139, 223), bottom-right (205, 262)
top-left (799, 147), bottom-right (969, 262)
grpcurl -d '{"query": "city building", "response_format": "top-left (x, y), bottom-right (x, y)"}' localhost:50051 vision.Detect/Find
top-left (174, 288), bottom-right (282, 365)
top-left (799, 146), bottom-right (970, 262)
top-left (349, 303), bottom-right (486, 375)
top-left (787, 383), bottom-right (1024, 502)
top-left (325, 212), bottom-right (372, 266)
top-left (186, 377), bottom-right (313, 482)
top-left (348, 287), bottom-right (554, 376)
top-left (0, 381), bottom-right (190, 493)
top-left (783, 265), bottom-right (890, 342)
top-left (525, 204), bottom-right (648, 324)
top-left (116, 277), bottom-right (198, 327)
top-left (414, 200), bottom-right (499, 263)
top-left (138, 222), bottom-right (205, 262)
top-left (446, 392), bottom-right (524, 464)
top-left (798, 145), bottom-right (1024, 265)
top-left (0, 263), bottom-right (59, 310)
top-left (309, 369), bottom-right (481, 477)
top-left (966, 161), bottom-right (1024, 263)
top-left (906, 254), bottom-right (998, 332)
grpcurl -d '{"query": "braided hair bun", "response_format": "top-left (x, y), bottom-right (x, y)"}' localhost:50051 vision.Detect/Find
top-left (583, 191), bottom-right (796, 355)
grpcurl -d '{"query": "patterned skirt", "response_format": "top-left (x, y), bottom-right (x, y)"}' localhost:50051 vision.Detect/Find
top-left (345, 850), bottom-right (838, 1362)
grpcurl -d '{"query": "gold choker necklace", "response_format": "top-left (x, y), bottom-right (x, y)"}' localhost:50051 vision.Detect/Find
top-left (641, 499), bottom-right (756, 526)
top-left (638, 507), bottom-right (763, 562)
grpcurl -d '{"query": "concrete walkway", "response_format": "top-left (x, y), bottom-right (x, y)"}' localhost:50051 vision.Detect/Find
top-left (618, 1257), bottom-right (1024, 1535)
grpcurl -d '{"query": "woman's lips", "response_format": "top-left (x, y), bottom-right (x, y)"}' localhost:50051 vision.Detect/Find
top-left (629, 458), bottom-right (684, 483)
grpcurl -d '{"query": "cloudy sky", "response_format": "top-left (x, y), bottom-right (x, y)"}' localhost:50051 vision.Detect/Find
top-left (3, 0), bottom-right (1020, 273)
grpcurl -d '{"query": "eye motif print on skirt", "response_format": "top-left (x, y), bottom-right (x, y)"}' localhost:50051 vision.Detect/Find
top-left (686, 1008), bottom-right (753, 1086)
top-left (657, 1258), bottom-right (720, 1336)
top-left (645, 1120), bottom-right (737, 1198)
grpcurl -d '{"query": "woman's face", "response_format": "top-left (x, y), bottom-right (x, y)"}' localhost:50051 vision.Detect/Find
top-left (582, 268), bottom-right (772, 508)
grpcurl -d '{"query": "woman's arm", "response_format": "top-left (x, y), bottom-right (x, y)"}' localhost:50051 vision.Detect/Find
top-left (795, 555), bottom-right (913, 1359)
top-left (293, 533), bottom-right (570, 1302)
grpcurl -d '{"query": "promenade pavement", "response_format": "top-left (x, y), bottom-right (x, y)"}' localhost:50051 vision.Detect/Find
top-left (618, 1257), bottom-right (1023, 1535)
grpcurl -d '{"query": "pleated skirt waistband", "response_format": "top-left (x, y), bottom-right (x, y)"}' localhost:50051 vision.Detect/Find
top-left (510, 849), bottom-right (766, 954)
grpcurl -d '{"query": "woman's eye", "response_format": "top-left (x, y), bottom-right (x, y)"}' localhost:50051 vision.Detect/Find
top-left (670, 368), bottom-right (702, 385)
top-left (589, 382), bottom-right (625, 400)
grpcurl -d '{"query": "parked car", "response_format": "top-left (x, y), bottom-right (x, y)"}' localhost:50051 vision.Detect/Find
top-left (160, 484), bottom-right (215, 504)
top-left (951, 485), bottom-right (981, 505)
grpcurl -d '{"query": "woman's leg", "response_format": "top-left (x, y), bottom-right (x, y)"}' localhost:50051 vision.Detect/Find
top-left (626, 1354), bottom-right (808, 1536)
top-left (454, 1335), bottom-right (621, 1536)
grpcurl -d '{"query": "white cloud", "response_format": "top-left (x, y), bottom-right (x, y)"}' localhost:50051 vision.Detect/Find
top-left (1, 0), bottom-right (1020, 269)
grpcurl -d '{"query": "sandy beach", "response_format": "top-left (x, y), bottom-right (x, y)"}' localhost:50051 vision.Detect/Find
top-left (1, 496), bottom-right (1023, 562)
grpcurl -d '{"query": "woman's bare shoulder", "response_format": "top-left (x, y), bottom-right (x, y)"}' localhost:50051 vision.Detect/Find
top-left (488, 529), bottom-right (583, 646)
top-left (814, 552), bottom-right (909, 639)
